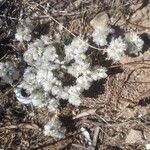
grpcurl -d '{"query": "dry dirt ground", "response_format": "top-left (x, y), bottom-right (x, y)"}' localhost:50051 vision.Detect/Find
top-left (0, 0), bottom-right (150, 150)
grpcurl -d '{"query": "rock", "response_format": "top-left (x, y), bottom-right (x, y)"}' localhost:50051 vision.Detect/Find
top-left (90, 12), bottom-right (110, 28)
top-left (125, 129), bottom-right (143, 144)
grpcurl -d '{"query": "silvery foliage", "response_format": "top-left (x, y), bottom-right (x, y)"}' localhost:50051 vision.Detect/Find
top-left (12, 21), bottom-right (144, 139)
top-left (15, 35), bottom-right (107, 108)
top-left (92, 25), bottom-right (144, 61)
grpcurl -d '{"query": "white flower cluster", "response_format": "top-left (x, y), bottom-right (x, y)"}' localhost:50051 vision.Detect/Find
top-left (125, 32), bottom-right (144, 55)
top-left (13, 21), bottom-right (145, 140)
top-left (44, 117), bottom-right (66, 139)
top-left (15, 36), bottom-right (107, 107)
top-left (106, 37), bottom-right (127, 61)
top-left (0, 61), bottom-right (19, 84)
top-left (92, 25), bottom-right (144, 61)
top-left (64, 37), bottom-right (107, 105)
top-left (92, 25), bottom-right (114, 46)
top-left (14, 35), bottom-right (107, 139)
top-left (15, 26), bottom-right (32, 42)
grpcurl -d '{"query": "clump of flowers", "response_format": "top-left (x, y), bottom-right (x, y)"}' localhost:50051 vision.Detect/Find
top-left (15, 34), bottom-right (107, 108)
top-left (14, 33), bottom-right (107, 139)
top-left (12, 19), bottom-right (145, 139)
top-left (92, 25), bottom-right (144, 61)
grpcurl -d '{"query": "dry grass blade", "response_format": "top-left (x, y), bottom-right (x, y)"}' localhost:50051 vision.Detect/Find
top-left (73, 109), bottom-right (96, 119)
top-left (0, 123), bottom-right (39, 130)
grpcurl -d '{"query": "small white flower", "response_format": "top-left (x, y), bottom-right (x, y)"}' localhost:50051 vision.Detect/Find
top-left (106, 37), bottom-right (127, 61)
top-left (15, 26), bottom-right (32, 42)
top-left (92, 25), bottom-right (114, 46)
top-left (20, 68), bottom-right (38, 93)
top-left (59, 87), bottom-right (69, 100)
top-left (76, 76), bottom-right (91, 90)
top-left (44, 118), bottom-right (66, 139)
top-left (47, 98), bottom-right (59, 112)
top-left (31, 98), bottom-right (43, 107)
top-left (36, 69), bottom-right (56, 91)
top-left (125, 32), bottom-right (144, 55)
top-left (65, 37), bottom-right (89, 61)
top-left (68, 94), bottom-right (81, 106)
top-left (67, 86), bottom-right (83, 106)
top-left (91, 67), bottom-right (107, 80)
top-left (42, 45), bottom-right (58, 62)
top-left (51, 85), bottom-right (62, 96)
top-left (41, 35), bottom-right (52, 45)
top-left (30, 89), bottom-right (46, 107)
top-left (24, 45), bottom-right (43, 66)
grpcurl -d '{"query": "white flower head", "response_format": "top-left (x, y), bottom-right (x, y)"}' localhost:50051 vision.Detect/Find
top-left (21, 67), bottom-right (38, 93)
top-left (15, 25), bottom-right (32, 42)
top-left (92, 25), bottom-right (114, 46)
top-left (68, 94), bottom-right (81, 106)
top-left (30, 89), bottom-right (46, 107)
top-left (106, 37), bottom-right (127, 61)
top-left (125, 32), bottom-right (144, 55)
top-left (44, 117), bottom-right (66, 139)
top-left (68, 85), bottom-right (82, 106)
top-left (65, 37), bottom-right (89, 61)
top-left (47, 98), bottom-right (59, 112)
top-left (24, 43), bottom-right (43, 66)
top-left (76, 76), bottom-right (91, 90)
top-left (36, 69), bottom-right (56, 91)
top-left (0, 61), bottom-right (19, 84)
top-left (40, 35), bottom-right (52, 45)
top-left (91, 67), bottom-right (107, 80)
top-left (42, 45), bottom-right (58, 62)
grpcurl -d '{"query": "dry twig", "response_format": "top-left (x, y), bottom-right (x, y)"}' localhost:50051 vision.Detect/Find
top-left (73, 109), bottom-right (96, 119)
